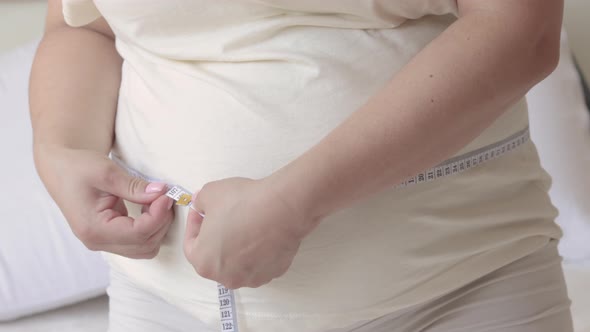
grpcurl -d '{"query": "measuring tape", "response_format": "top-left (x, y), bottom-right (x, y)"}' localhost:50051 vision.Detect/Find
top-left (111, 157), bottom-right (239, 332)
top-left (394, 126), bottom-right (530, 188)
top-left (111, 125), bottom-right (529, 332)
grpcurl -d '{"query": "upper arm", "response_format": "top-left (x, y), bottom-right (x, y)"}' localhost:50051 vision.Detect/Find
top-left (45, 0), bottom-right (114, 40)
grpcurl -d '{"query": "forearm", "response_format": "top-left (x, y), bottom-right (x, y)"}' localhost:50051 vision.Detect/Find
top-left (29, 26), bottom-right (121, 158)
top-left (269, 4), bottom-right (562, 224)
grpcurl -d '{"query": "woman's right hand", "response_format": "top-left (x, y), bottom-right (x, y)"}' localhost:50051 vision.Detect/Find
top-left (34, 145), bottom-right (175, 259)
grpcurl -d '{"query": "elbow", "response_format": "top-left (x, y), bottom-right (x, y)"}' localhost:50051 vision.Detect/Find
top-left (458, 0), bottom-right (563, 86)
top-left (514, 5), bottom-right (563, 85)
top-left (473, 0), bottom-right (564, 87)
top-left (506, 27), bottom-right (561, 91)
top-left (530, 32), bottom-right (561, 83)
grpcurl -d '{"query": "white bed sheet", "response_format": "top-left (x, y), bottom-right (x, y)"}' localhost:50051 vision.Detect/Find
top-left (0, 295), bottom-right (108, 332)
top-left (0, 1), bottom-right (47, 53)
top-left (564, 265), bottom-right (590, 332)
top-left (0, 40), bottom-right (110, 321)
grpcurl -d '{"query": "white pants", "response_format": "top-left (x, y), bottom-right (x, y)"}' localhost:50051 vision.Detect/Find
top-left (107, 240), bottom-right (573, 332)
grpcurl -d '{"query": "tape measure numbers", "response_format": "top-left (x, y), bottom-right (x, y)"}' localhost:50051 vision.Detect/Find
top-left (111, 157), bottom-right (237, 332)
top-left (394, 126), bottom-right (530, 188)
top-left (111, 126), bottom-right (530, 332)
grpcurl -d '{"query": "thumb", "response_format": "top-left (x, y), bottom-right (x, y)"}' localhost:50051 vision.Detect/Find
top-left (95, 162), bottom-right (168, 204)
top-left (185, 204), bottom-right (204, 242)
top-left (185, 190), bottom-right (204, 241)
top-left (183, 196), bottom-right (204, 260)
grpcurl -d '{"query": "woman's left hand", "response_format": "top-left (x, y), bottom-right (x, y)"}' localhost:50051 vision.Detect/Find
top-left (183, 177), bottom-right (318, 289)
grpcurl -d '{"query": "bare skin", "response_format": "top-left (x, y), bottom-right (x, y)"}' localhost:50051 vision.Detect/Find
top-left (31, 0), bottom-right (563, 287)
top-left (184, 0), bottom-right (564, 289)
top-left (30, 0), bottom-right (174, 259)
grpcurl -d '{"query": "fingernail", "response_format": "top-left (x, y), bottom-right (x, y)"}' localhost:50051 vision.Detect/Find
top-left (167, 197), bottom-right (174, 210)
top-left (146, 182), bottom-right (166, 193)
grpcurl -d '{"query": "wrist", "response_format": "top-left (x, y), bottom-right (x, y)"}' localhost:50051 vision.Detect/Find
top-left (265, 161), bottom-right (331, 233)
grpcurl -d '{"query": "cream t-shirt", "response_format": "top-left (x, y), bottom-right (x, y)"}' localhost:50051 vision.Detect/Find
top-left (63, 1), bottom-right (562, 331)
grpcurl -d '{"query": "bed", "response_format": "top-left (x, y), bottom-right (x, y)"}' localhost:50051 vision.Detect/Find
top-left (1, 2), bottom-right (589, 332)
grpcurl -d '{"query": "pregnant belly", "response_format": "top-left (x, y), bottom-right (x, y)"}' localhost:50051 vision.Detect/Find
top-left (111, 51), bottom-right (396, 191)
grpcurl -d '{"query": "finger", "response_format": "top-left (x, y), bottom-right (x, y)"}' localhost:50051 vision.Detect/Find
top-left (148, 216), bottom-right (173, 247)
top-left (96, 195), bottom-right (174, 244)
top-left (185, 189), bottom-right (205, 243)
top-left (191, 189), bottom-right (205, 215)
top-left (98, 213), bottom-right (173, 257)
top-left (184, 204), bottom-right (204, 249)
top-left (138, 199), bottom-right (174, 245)
top-left (92, 159), bottom-right (168, 205)
top-left (132, 195), bottom-right (175, 241)
top-left (113, 198), bottom-right (128, 216)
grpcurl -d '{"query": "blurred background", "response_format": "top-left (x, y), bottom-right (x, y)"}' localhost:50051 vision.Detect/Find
top-left (1, 1), bottom-right (589, 332)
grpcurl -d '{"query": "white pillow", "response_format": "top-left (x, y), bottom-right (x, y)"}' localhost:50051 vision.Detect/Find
top-left (527, 30), bottom-right (590, 263)
top-left (0, 40), bottom-right (110, 321)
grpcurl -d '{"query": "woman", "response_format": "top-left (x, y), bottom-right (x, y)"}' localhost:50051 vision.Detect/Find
top-left (30, 0), bottom-right (572, 331)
